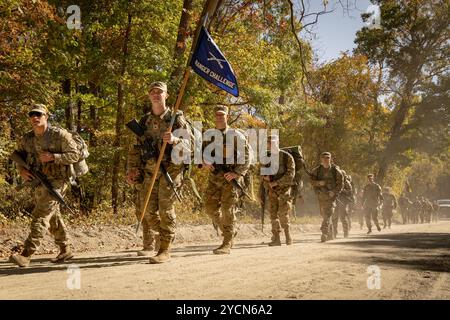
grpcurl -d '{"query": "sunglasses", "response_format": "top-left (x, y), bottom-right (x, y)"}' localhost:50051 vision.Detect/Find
top-left (29, 111), bottom-right (44, 118)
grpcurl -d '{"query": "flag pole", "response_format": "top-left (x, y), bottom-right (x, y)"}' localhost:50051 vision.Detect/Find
top-left (135, 0), bottom-right (220, 233)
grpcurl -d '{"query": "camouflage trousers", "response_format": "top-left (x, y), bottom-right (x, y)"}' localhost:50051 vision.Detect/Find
top-left (332, 200), bottom-right (349, 236)
top-left (399, 207), bottom-right (409, 224)
top-left (382, 207), bottom-right (394, 227)
top-left (267, 185), bottom-right (292, 234)
top-left (318, 199), bottom-right (336, 237)
top-left (136, 165), bottom-right (183, 243)
top-left (24, 179), bottom-right (70, 254)
top-left (204, 174), bottom-right (240, 241)
top-left (364, 206), bottom-right (380, 230)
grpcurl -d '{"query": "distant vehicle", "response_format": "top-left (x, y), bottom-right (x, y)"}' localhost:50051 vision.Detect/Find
top-left (436, 199), bottom-right (450, 218)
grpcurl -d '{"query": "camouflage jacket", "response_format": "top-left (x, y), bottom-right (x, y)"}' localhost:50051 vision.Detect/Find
top-left (260, 149), bottom-right (295, 190)
top-left (127, 108), bottom-right (192, 173)
top-left (310, 164), bottom-right (344, 201)
top-left (202, 126), bottom-right (251, 178)
top-left (382, 192), bottom-right (398, 209)
top-left (362, 182), bottom-right (383, 207)
top-left (17, 125), bottom-right (79, 179)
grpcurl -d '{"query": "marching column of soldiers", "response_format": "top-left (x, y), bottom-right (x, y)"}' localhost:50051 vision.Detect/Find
top-left (7, 81), bottom-right (442, 267)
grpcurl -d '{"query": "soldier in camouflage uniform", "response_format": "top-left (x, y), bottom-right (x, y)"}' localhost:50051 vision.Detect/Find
top-left (362, 174), bottom-right (383, 234)
top-left (9, 104), bottom-right (78, 267)
top-left (381, 187), bottom-right (397, 229)
top-left (260, 134), bottom-right (295, 246)
top-left (332, 170), bottom-right (353, 238)
top-left (398, 194), bottom-right (412, 224)
top-left (126, 82), bottom-right (192, 264)
top-left (412, 196), bottom-right (422, 224)
top-left (201, 106), bottom-right (250, 255)
top-left (310, 152), bottom-right (344, 242)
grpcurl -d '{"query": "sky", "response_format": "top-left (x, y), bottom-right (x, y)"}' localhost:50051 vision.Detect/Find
top-left (297, 0), bottom-right (374, 64)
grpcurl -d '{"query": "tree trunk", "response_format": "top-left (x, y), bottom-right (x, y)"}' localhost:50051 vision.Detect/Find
top-left (376, 81), bottom-right (414, 184)
top-left (112, 12), bottom-right (132, 215)
top-left (170, 0), bottom-right (194, 82)
top-left (62, 79), bottom-right (73, 130)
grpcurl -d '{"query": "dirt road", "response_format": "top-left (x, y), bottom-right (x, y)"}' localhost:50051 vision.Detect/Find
top-left (1, 221), bottom-right (449, 299)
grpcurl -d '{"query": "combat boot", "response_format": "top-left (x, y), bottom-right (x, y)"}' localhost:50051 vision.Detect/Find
top-left (230, 230), bottom-right (238, 248)
top-left (213, 239), bottom-right (232, 254)
top-left (149, 240), bottom-right (171, 264)
top-left (376, 225), bottom-right (381, 232)
top-left (320, 234), bottom-right (327, 242)
top-left (268, 232), bottom-right (281, 246)
top-left (367, 228), bottom-right (372, 234)
top-left (137, 237), bottom-right (160, 256)
top-left (51, 245), bottom-right (74, 263)
top-left (9, 247), bottom-right (32, 267)
top-left (284, 228), bottom-right (293, 245)
top-left (343, 230), bottom-right (349, 238)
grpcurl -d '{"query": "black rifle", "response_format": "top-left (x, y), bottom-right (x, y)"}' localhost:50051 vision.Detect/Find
top-left (126, 119), bottom-right (182, 202)
top-left (9, 151), bottom-right (76, 215)
top-left (212, 163), bottom-right (254, 201)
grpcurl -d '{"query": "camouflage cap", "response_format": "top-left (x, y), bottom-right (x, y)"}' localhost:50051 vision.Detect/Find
top-left (214, 105), bottom-right (228, 115)
top-left (28, 103), bottom-right (50, 116)
top-left (321, 151), bottom-right (331, 158)
top-left (149, 81), bottom-right (167, 92)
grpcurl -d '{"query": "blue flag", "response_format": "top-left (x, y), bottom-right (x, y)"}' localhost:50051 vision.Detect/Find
top-left (190, 26), bottom-right (239, 97)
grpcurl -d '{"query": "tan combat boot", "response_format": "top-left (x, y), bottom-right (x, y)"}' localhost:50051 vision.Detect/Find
top-left (268, 232), bottom-right (281, 246)
top-left (230, 230), bottom-right (238, 248)
top-left (138, 237), bottom-right (160, 256)
top-left (52, 245), bottom-right (74, 263)
top-left (284, 228), bottom-right (293, 245)
top-left (149, 240), bottom-right (171, 264)
top-left (9, 247), bottom-right (32, 267)
top-left (213, 240), bottom-right (232, 254)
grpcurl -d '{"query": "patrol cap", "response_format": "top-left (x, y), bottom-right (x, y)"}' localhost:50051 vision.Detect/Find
top-left (28, 103), bottom-right (50, 116)
top-left (149, 81), bottom-right (167, 92)
top-left (367, 173), bottom-right (374, 178)
top-left (320, 152), bottom-right (331, 158)
top-left (214, 105), bottom-right (228, 115)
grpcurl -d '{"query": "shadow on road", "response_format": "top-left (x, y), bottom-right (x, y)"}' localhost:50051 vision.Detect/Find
top-left (327, 232), bottom-right (450, 273)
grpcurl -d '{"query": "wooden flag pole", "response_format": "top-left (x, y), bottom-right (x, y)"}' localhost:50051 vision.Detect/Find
top-left (135, 0), bottom-right (220, 233)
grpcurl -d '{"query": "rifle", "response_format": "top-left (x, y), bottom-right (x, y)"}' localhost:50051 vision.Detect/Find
top-left (302, 159), bottom-right (346, 206)
top-left (126, 119), bottom-right (182, 203)
top-left (211, 163), bottom-right (254, 201)
top-left (9, 151), bottom-right (76, 215)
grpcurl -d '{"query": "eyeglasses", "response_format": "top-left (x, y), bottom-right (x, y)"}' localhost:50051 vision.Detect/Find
top-left (28, 112), bottom-right (44, 118)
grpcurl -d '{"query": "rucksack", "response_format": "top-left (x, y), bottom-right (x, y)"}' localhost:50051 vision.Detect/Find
top-left (70, 131), bottom-right (89, 177)
top-left (281, 145), bottom-right (305, 192)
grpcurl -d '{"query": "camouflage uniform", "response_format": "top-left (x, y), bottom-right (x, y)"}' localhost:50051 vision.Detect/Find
top-left (381, 189), bottom-right (397, 228)
top-left (332, 173), bottom-right (353, 238)
top-left (412, 198), bottom-right (421, 224)
top-left (310, 162), bottom-right (344, 242)
top-left (204, 126), bottom-right (250, 254)
top-left (261, 149), bottom-right (295, 245)
top-left (362, 181), bottom-right (383, 233)
top-left (17, 125), bottom-right (79, 256)
top-left (398, 195), bottom-right (412, 224)
top-left (127, 108), bottom-right (191, 248)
